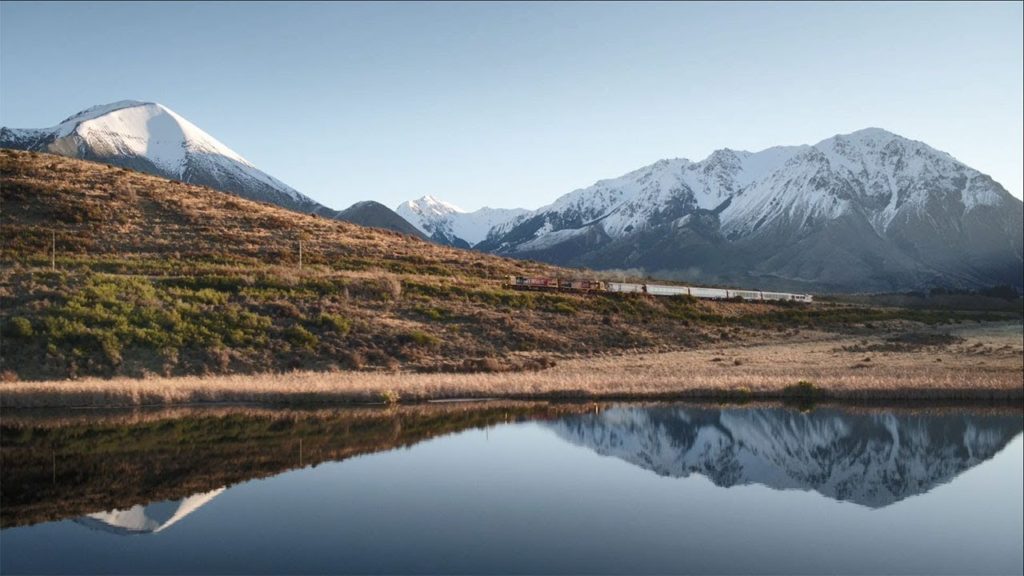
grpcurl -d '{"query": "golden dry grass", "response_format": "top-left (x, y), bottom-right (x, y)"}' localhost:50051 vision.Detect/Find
top-left (4, 323), bottom-right (1020, 407)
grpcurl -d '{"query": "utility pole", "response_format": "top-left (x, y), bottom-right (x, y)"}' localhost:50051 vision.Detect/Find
top-left (51, 230), bottom-right (56, 271)
top-left (298, 239), bottom-right (303, 270)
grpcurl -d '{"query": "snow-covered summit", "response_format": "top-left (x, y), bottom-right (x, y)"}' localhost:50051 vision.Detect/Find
top-left (399, 194), bottom-right (465, 217)
top-left (496, 127), bottom-right (1002, 246)
top-left (396, 195), bottom-right (527, 247)
top-left (1, 100), bottom-right (323, 213)
top-left (477, 127), bottom-right (1022, 291)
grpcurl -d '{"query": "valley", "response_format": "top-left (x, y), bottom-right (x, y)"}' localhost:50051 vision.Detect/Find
top-left (1, 146), bottom-right (1021, 406)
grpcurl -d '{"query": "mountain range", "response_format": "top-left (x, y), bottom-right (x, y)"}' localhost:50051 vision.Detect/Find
top-left (4, 101), bottom-right (1020, 293)
top-left (466, 129), bottom-right (1020, 292)
top-left (0, 101), bottom-right (423, 237)
top-left (548, 406), bottom-right (1023, 508)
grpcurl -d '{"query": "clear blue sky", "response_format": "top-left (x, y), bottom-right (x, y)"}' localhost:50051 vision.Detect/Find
top-left (2, 1), bottom-right (1021, 210)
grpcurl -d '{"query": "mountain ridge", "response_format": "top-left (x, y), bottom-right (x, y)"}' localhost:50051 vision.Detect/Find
top-left (548, 406), bottom-right (1023, 508)
top-left (468, 128), bottom-right (1023, 293)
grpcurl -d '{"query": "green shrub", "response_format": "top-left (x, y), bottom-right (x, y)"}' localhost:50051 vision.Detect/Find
top-left (378, 389), bottom-right (400, 404)
top-left (3, 317), bottom-right (34, 338)
top-left (782, 380), bottom-right (826, 399)
top-left (413, 306), bottom-right (447, 322)
top-left (405, 330), bottom-right (440, 347)
top-left (284, 325), bottom-right (318, 350)
top-left (551, 302), bottom-right (577, 315)
top-left (318, 313), bottom-right (351, 335)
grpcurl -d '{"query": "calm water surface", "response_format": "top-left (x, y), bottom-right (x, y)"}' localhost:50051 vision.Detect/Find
top-left (2, 404), bottom-right (1022, 575)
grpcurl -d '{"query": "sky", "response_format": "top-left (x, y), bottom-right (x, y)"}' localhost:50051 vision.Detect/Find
top-left (2, 1), bottom-right (1022, 211)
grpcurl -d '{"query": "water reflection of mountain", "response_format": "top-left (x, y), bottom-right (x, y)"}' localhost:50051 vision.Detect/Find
top-left (547, 407), bottom-right (1023, 508)
top-left (75, 488), bottom-right (224, 535)
top-left (1, 402), bottom-right (592, 529)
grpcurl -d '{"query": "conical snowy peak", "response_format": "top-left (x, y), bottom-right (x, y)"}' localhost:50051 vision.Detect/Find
top-left (1, 100), bottom-right (325, 214)
top-left (74, 488), bottom-right (224, 535)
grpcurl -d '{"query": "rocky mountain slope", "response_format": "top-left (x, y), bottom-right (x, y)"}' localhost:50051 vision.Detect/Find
top-left (548, 406), bottom-right (1023, 508)
top-left (396, 195), bottom-right (527, 248)
top-left (475, 129), bottom-right (1023, 293)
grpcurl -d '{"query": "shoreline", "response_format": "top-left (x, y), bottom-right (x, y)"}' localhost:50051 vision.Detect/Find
top-left (3, 324), bottom-right (1021, 408)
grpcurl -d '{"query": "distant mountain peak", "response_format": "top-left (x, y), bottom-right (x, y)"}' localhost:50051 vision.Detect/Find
top-left (404, 194), bottom-right (466, 215)
top-left (58, 99), bottom-right (151, 124)
top-left (397, 195), bottom-right (528, 247)
top-left (477, 128), bottom-right (1022, 292)
top-left (840, 126), bottom-right (898, 138)
top-left (335, 200), bottom-right (426, 239)
top-left (2, 100), bottom-right (326, 214)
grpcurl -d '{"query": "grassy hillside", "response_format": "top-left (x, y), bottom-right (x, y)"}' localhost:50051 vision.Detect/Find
top-left (0, 149), bottom-right (1006, 381)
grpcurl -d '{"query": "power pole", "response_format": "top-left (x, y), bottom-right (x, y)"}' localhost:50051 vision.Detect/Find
top-left (51, 230), bottom-right (56, 271)
top-left (298, 240), bottom-right (303, 270)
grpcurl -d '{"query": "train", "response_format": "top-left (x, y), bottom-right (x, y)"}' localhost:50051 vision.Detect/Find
top-left (503, 275), bottom-right (813, 303)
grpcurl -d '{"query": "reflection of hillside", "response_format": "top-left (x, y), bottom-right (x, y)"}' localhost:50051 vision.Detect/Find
top-left (1, 402), bottom-right (598, 529)
top-left (548, 407), bottom-right (1023, 507)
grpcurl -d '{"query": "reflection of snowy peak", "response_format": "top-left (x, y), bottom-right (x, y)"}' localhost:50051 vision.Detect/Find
top-left (477, 129), bottom-right (1023, 292)
top-left (1, 101), bottom-right (327, 214)
top-left (396, 195), bottom-right (527, 247)
top-left (548, 407), bottom-right (1022, 508)
top-left (74, 488), bottom-right (224, 535)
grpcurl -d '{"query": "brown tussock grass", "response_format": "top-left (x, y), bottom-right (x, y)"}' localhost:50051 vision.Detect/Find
top-left (3, 326), bottom-right (1020, 408)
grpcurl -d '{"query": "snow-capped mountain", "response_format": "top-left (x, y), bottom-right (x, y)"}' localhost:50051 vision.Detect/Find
top-left (1, 100), bottom-right (329, 215)
top-left (396, 195), bottom-right (527, 248)
top-left (74, 488), bottom-right (224, 535)
top-left (478, 129), bottom-right (1023, 292)
top-left (547, 406), bottom-right (1022, 508)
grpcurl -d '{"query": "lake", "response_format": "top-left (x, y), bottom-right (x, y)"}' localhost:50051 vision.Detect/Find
top-left (2, 403), bottom-right (1022, 575)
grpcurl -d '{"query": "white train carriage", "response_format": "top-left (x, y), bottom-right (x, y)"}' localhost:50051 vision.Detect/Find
top-left (688, 286), bottom-right (728, 299)
top-left (645, 284), bottom-right (691, 297)
top-left (605, 282), bottom-right (646, 294)
top-left (760, 291), bottom-right (814, 303)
